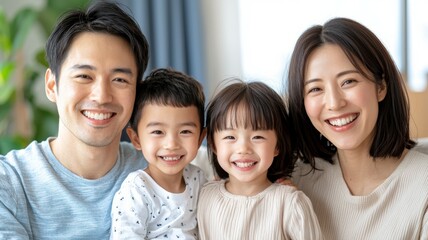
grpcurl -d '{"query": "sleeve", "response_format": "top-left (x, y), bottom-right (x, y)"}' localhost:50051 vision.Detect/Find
top-left (285, 190), bottom-right (323, 240)
top-left (0, 162), bottom-right (30, 239)
top-left (110, 177), bottom-right (150, 240)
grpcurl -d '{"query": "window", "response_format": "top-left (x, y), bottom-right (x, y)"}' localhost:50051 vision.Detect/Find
top-left (238, 0), bottom-right (405, 93)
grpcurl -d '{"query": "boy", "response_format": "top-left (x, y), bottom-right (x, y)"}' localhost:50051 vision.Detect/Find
top-left (110, 68), bottom-right (207, 239)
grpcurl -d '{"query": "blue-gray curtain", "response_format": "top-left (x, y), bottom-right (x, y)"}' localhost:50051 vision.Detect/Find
top-left (113, 0), bottom-right (206, 83)
top-left (111, 0), bottom-right (207, 141)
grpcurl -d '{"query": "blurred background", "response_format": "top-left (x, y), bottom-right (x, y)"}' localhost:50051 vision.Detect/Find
top-left (1, 0), bottom-right (427, 154)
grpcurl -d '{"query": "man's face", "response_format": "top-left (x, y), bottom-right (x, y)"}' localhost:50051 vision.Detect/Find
top-left (45, 32), bottom-right (137, 148)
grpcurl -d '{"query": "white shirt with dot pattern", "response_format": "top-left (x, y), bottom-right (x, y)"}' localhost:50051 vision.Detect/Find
top-left (110, 164), bottom-right (206, 239)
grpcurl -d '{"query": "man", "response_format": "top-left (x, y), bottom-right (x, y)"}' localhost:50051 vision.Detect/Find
top-left (0, 2), bottom-right (149, 239)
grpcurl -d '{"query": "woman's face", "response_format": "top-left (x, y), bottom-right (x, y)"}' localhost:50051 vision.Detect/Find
top-left (303, 44), bottom-right (387, 153)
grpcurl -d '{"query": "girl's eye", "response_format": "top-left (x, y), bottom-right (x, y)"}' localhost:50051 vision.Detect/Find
top-left (253, 135), bottom-right (265, 140)
top-left (223, 136), bottom-right (235, 140)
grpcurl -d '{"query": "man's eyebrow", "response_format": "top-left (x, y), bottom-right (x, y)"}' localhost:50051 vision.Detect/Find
top-left (71, 64), bottom-right (95, 70)
top-left (112, 68), bottom-right (133, 76)
top-left (70, 65), bottom-right (133, 75)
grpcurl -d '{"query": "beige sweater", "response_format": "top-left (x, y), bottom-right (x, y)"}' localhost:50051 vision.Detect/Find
top-left (197, 180), bottom-right (323, 240)
top-left (293, 149), bottom-right (428, 240)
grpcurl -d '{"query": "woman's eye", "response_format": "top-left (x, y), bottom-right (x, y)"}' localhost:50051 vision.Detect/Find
top-left (342, 79), bottom-right (356, 86)
top-left (308, 87), bottom-right (321, 93)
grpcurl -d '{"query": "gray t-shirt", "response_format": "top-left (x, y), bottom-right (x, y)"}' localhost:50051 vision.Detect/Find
top-left (0, 138), bottom-right (147, 239)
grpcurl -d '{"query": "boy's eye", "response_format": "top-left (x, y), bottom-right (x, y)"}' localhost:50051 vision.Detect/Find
top-left (180, 130), bottom-right (193, 134)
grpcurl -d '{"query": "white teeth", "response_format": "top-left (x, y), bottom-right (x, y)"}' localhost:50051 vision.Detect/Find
top-left (234, 162), bottom-right (255, 168)
top-left (328, 115), bottom-right (356, 127)
top-left (83, 111), bottom-right (112, 120)
top-left (162, 156), bottom-right (181, 161)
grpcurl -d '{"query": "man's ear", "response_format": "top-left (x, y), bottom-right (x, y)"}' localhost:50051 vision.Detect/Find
top-left (45, 68), bottom-right (57, 103)
top-left (126, 127), bottom-right (142, 150)
top-left (198, 128), bottom-right (207, 147)
top-left (377, 79), bottom-right (387, 102)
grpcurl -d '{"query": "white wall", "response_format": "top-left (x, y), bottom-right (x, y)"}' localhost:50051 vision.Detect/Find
top-left (200, 0), bottom-right (243, 99)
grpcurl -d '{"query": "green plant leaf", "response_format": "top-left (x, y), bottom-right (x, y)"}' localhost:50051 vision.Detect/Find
top-left (35, 48), bottom-right (48, 68)
top-left (0, 84), bottom-right (14, 104)
top-left (0, 7), bottom-right (12, 55)
top-left (10, 7), bottom-right (37, 56)
top-left (0, 61), bottom-right (15, 85)
top-left (0, 101), bottom-right (12, 122)
top-left (0, 135), bottom-right (29, 155)
top-left (32, 105), bottom-right (58, 140)
top-left (38, 0), bottom-right (90, 36)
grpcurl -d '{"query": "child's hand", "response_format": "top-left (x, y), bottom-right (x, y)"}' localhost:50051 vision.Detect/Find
top-left (276, 178), bottom-right (298, 190)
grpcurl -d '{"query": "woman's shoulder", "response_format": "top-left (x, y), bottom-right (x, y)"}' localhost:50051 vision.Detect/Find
top-left (402, 149), bottom-right (428, 173)
top-left (413, 137), bottom-right (428, 155)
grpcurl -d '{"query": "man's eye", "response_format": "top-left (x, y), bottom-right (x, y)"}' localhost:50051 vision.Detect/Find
top-left (76, 74), bottom-right (91, 79)
top-left (114, 78), bottom-right (128, 83)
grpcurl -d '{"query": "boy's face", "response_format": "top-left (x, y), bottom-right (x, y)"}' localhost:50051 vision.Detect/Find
top-left (127, 104), bottom-right (205, 178)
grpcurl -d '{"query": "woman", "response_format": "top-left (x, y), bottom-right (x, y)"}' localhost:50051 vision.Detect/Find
top-left (288, 17), bottom-right (428, 239)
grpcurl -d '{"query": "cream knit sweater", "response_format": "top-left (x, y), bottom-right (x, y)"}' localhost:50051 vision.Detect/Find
top-left (293, 149), bottom-right (428, 240)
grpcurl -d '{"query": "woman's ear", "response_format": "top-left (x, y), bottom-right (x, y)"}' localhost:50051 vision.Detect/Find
top-left (45, 69), bottom-right (57, 103)
top-left (274, 147), bottom-right (279, 157)
top-left (126, 127), bottom-right (142, 150)
top-left (377, 79), bottom-right (387, 102)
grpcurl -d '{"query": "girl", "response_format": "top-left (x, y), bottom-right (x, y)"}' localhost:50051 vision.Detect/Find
top-left (197, 80), bottom-right (322, 240)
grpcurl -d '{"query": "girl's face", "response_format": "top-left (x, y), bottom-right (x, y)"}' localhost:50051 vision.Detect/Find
top-left (212, 108), bottom-right (279, 188)
top-left (303, 44), bottom-right (387, 153)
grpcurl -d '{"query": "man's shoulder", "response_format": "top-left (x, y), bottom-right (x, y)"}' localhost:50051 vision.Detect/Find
top-left (119, 141), bottom-right (142, 160)
top-left (118, 141), bottom-right (146, 170)
top-left (1, 140), bottom-right (47, 169)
